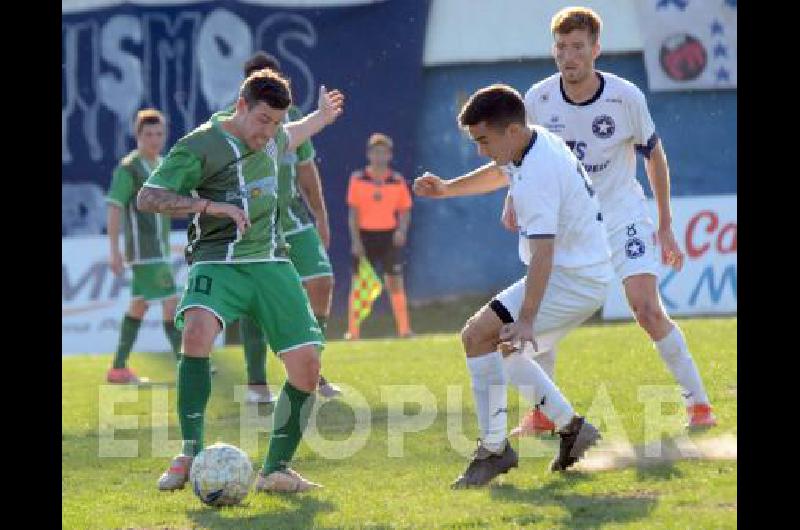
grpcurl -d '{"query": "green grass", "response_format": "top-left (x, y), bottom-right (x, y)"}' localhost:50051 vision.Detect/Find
top-left (62, 317), bottom-right (736, 529)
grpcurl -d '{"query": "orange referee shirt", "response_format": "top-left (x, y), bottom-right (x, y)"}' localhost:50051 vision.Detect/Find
top-left (346, 168), bottom-right (413, 231)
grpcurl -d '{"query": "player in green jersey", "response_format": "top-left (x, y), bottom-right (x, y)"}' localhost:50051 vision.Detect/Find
top-left (139, 69), bottom-right (344, 493)
top-left (105, 109), bottom-right (182, 384)
top-left (237, 52), bottom-right (340, 404)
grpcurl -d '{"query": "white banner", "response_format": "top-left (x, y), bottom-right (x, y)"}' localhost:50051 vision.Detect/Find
top-left (636, 0), bottom-right (736, 91)
top-left (602, 195), bottom-right (737, 319)
top-left (62, 231), bottom-right (223, 355)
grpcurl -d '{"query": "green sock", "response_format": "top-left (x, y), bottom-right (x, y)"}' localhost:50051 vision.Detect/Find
top-left (177, 356), bottom-right (211, 456)
top-left (262, 381), bottom-right (315, 475)
top-left (315, 314), bottom-right (328, 338)
top-left (163, 320), bottom-right (182, 359)
top-left (112, 315), bottom-right (142, 369)
top-left (240, 317), bottom-right (268, 385)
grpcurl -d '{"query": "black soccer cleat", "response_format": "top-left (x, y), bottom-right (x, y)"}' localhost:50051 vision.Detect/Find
top-left (451, 439), bottom-right (518, 489)
top-left (550, 416), bottom-right (601, 472)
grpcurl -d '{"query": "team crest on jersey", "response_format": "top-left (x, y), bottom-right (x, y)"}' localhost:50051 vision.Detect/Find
top-left (226, 177), bottom-right (277, 201)
top-left (592, 115), bottom-right (615, 139)
top-left (625, 237), bottom-right (645, 259)
top-left (540, 93), bottom-right (549, 103)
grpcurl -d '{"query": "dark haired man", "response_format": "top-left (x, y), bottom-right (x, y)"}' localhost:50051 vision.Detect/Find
top-left (414, 84), bottom-right (606, 487)
top-left (138, 69), bottom-right (344, 493)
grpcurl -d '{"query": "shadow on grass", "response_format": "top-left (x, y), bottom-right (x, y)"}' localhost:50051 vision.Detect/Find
top-left (187, 495), bottom-right (338, 530)
top-left (490, 477), bottom-right (658, 529)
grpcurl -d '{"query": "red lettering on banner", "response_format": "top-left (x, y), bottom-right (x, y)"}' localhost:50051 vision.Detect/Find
top-left (716, 222), bottom-right (737, 254)
top-left (686, 210), bottom-right (718, 259)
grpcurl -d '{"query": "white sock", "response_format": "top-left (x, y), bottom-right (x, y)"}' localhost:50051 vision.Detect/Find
top-left (466, 352), bottom-right (507, 451)
top-left (503, 352), bottom-right (574, 429)
top-left (532, 347), bottom-right (556, 379)
top-left (655, 325), bottom-right (710, 406)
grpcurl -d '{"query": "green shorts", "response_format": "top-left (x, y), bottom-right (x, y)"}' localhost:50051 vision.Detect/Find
top-left (131, 262), bottom-right (177, 301)
top-left (175, 261), bottom-right (323, 355)
top-left (287, 227), bottom-right (333, 280)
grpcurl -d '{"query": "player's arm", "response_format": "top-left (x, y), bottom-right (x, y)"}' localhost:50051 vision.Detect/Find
top-left (348, 207), bottom-right (364, 257)
top-left (413, 162), bottom-right (509, 198)
top-left (499, 237), bottom-right (554, 353)
top-left (644, 140), bottom-right (684, 270)
top-left (106, 204), bottom-right (124, 276)
top-left (394, 209), bottom-right (410, 247)
top-left (631, 86), bottom-right (684, 271)
top-left (106, 166), bottom-right (133, 276)
top-left (137, 147), bottom-right (251, 234)
top-left (296, 160), bottom-right (330, 248)
top-left (394, 178), bottom-right (413, 246)
top-left (285, 86), bottom-right (344, 152)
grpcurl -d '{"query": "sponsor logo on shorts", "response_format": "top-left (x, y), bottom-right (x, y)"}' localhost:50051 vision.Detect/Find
top-left (626, 237), bottom-right (646, 259)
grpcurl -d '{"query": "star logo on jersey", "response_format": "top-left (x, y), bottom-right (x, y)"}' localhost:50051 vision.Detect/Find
top-left (625, 237), bottom-right (645, 259)
top-left (592, 115), bottom-right (615, 139)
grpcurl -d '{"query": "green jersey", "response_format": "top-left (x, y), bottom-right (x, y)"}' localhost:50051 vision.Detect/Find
top-left (280, 106), bottom-right (317, 234)
top-left (145, 114), bottom-right (290, 264)
top-left (106, 151), bottom-right (170, 264)
top-left (215, 105), bottom-right (317, 234)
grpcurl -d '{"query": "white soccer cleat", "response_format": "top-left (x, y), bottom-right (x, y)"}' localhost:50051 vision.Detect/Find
top-left (245, 384), bottom-right (275, 404)
top-left (317, 376), bottom-right (342, 399)
top-left (255, 468), bottom-right (323, 493)
top-left (157, 454), bottom-right (193, 491)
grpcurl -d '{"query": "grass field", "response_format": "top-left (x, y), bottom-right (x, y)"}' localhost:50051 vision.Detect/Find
top-left (62, 317), bottom-right (736, 529)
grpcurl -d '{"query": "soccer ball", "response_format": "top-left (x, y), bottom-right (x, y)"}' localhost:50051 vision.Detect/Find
top-left (189, 442), bottom-right (254, 506)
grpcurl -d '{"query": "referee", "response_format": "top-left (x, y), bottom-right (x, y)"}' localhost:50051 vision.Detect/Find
top-left (346, 133), bottom-right (413, 339)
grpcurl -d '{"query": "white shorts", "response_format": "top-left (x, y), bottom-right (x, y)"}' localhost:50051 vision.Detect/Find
top-left (608, 216), bottom-right (661, 281)
top-left (493, 265), bottom-right (611, 353)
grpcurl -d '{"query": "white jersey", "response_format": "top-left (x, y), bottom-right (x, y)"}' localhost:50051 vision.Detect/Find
top-left (524, 71), bottom-right (658, 232)
top-left (503, 125), bottom-right (611, 275)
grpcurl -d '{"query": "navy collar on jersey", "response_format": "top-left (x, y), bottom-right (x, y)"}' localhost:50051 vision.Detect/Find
top-left (512, 129), bottom-right (538, 167)
top-left (559, 71), bottom-right (605, 106)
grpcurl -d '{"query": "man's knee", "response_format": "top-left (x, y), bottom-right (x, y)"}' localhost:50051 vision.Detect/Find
top-left (630, 298), bottom-right (667, 332)
top-left (461, 318), bottom-right (487, 356)
top-left (182, 312), bottom-right (219, 356)
top-left (284, 347), bottom-right (321, 391)
top-left (386, 274), bottom-right (403, 292)
top-left (129, 299), bottom-right (147, 318)
top-left (307, 275), bottom-right (334, 299)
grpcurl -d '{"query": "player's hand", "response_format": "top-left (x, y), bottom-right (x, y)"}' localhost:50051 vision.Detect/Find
top-left (393, 230), bottom-right (407, 247)
top-left (657, 225), bottom-right (684, 271)
top-left (498, 321), bottom-right (537, 357)
top-left (109, 249), bottom-right (124, 277)
top-left (317, 217), bottom-right (331, 249)
top-left (351, 238), bottom-right (365, 258)
top-left (205, 202), bottom-right (251, 235)
top-left (501, 193), bottom-right (517, 232)
top-left (318, 85), bottom-right (345, 125)
top-left (413, 172), bottom-right (447, 198)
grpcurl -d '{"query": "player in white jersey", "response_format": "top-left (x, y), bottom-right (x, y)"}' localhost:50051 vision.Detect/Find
top-left (414, 84), bottom-right (608, 487)
top-left (507, 6), bottom-right (715, 436)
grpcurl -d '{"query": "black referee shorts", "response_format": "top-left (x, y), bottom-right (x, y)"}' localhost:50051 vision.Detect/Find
top-left (353, 229), bottom-right (403, 276)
